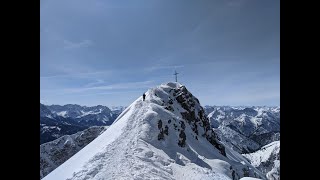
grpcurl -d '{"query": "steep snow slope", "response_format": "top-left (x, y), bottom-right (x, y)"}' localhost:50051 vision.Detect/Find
top-left (43, 82), bottom-right (265, 180)
top-left (243, 141), bottom-right (280, 180)
top-left (40, 126), bottom-right (108, 179)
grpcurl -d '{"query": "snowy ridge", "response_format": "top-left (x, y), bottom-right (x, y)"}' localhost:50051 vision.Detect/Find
top-left (43, 82), bottom-right (265, 180)
top-left (242, 141), bottom-right (280, 180)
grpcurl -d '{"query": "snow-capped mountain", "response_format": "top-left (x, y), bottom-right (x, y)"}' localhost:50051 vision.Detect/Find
top-left (43, 82), bottom-right (265, 180)
top-left (40, 103), bottom-right (124, 144)
top-left (204, 106), bottom-right (280, 153)
top-left (40, 116), bottom-right (89, 144)
top-left (40, 126), bottom-right (108, 179)
top-left (46, 104), bottom-right (118, 126)
top-left (243, 141), bottom-right (280, 180)
top-left (203, 106), bottom-right (280, 180)
top-left (40, 103), bottom-right (54, 118)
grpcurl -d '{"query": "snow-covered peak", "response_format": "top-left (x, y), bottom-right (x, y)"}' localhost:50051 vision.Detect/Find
top-left (160, 81), bottom-right (183, 89)
top-left (43, 82), bottom-right (265, 180)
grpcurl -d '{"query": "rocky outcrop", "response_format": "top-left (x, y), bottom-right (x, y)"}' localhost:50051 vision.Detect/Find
top-left (173, 85), bottom-right (226, 156)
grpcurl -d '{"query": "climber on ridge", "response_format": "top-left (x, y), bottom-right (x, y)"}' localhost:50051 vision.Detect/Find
top-left (143, 93), bottom-right (146, 101)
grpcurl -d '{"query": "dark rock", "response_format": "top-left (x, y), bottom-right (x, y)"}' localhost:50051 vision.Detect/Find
top-left (180, 121), bottom-right (185, 130)
top-left (180, 102), bottom-right (189, 111)
top-left (158, 131), bottom-right (164, 140)
top-left (192, 122), bottom-right (198, 135)
top-left (176, 95), bottom-right (184, 104)
top-left (173, 123), bottom-right (177, 130)
top-left (178, 130), bottom-right (186, 147)
top-left (165, 106), bottom-right (174, 112)
top-left (243, 167), bottom-right (250, 177)
top-left (164, 125), bottom-right (169, 135)
top-left (158, 120), bottom-right (162, 130)
top-left (194, 98), bottom-right (200, 104)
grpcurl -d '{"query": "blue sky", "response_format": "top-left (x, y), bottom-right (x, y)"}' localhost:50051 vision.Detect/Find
top-left (40, 0), bottom-right (279, 107)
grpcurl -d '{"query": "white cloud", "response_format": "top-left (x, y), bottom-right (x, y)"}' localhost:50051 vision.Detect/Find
top-left (63, 39), bottom-right (93, 49)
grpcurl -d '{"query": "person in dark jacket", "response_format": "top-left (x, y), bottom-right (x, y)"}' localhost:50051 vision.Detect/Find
top-left (232, 170), bottom-right (235, 180)
top-left (143, 93), bottom-right (146, 101)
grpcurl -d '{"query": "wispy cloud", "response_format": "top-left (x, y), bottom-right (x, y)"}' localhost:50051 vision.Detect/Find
top-left (63, 39), bottom-right (93, 49)
top-left (84, 79), bottom-right (105, 87)
top-left (145, 58), bottom-right (241, 72)
top-left (70, 80), bottom-right (154, 92)
top-left (42, 80), bottom-right (155, 94)
top-left (145, 65), bottom-right (184, 72)
top-left (40, 70), bottom-right (112, 79)
top-left (75, 90), bottom-right (144, 97)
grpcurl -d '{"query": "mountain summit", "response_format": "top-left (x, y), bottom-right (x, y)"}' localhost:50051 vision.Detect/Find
top-left (43, 82), bottom-right (265, 180)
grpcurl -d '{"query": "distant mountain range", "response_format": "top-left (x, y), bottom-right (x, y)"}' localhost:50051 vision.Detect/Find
top-left (40, 100), bottom-right (279, 180)
top-left (204, 106), bottom-right (280, 179)
top-left (204, 106), bottom-right (280, 154)
top-left (40, 126), bottom-right (108, 179)
top-left (40, 103), bottom-right (125, 144)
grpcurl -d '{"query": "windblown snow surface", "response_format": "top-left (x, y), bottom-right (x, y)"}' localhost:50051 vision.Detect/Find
top-left (43, 82), bottom-right (265, 180)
